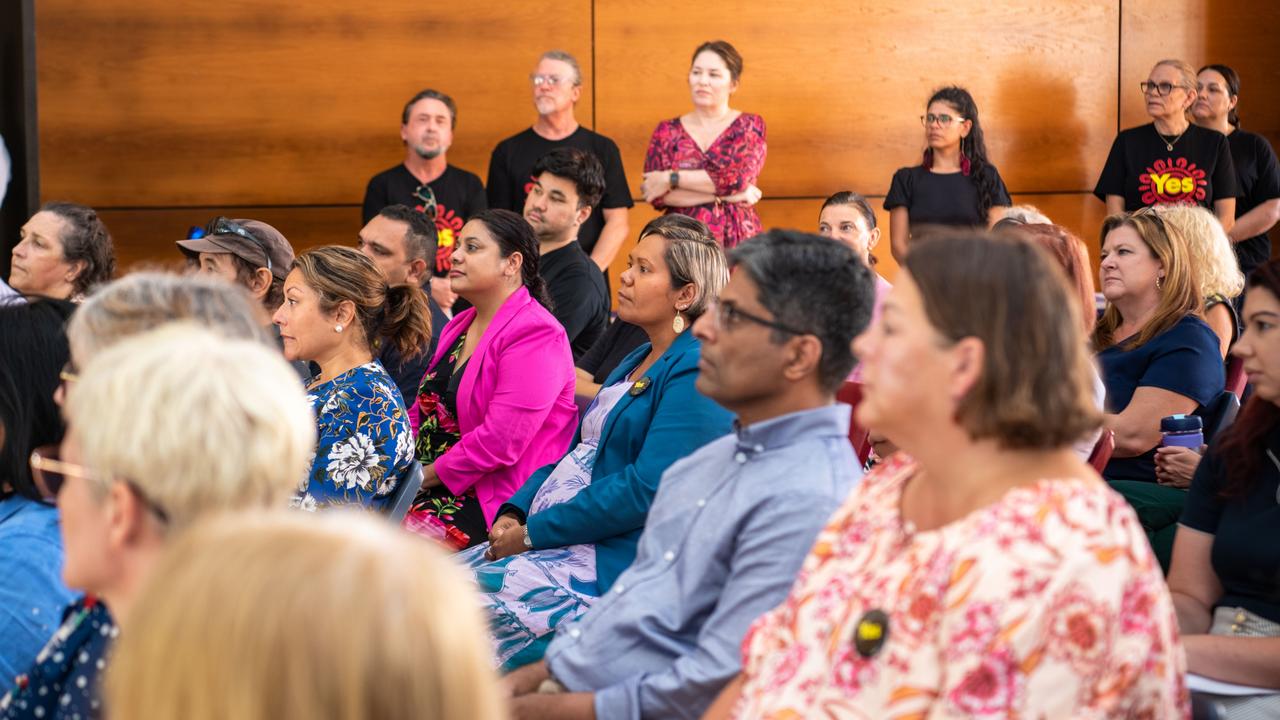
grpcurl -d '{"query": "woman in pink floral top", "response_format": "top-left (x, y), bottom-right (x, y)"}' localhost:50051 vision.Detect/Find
top-left (641, 40), bottom-right (766, 249)
top-left (705, 232), bottom-right (1187, 719)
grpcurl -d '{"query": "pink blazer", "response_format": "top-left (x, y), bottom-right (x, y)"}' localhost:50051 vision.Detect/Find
top-left (427, 287), bottom-right (577, 527)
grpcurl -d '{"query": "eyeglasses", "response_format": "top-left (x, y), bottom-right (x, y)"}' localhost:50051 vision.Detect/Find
top-left (205, 216), bottom-right (272, 274)
top-left (709, 298), bottom-right (809, 336)
top-left (30, 445), bottom-right (171, 525)
top-left (530, 74), bottom-right (571, 88)
top-left (920, 113), bottom-right (966, 128)
top-left (413, 184), bottom-right (438, 222)
top-left (1140, 81), bottom-right (1188, 97)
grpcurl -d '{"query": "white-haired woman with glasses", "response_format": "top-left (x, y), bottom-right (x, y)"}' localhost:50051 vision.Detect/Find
top-left (1095, 58), bottom-right (1239, 230)
top-left (0, 324), bottom-right (315, 720)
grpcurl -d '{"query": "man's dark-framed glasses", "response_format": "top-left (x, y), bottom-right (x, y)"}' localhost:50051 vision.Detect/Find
top-left (712, 298), bottom-right (808, 335)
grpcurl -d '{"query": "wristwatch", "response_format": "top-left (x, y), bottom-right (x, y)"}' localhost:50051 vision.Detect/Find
top-left (522, 525), bottom-right (533, 548)
top-left (669, 170), bottom-right (680, 189)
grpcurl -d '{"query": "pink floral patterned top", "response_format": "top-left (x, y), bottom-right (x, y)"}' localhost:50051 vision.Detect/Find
top-left (643, 112), bottom-right (767, 248)
top-left (731, 454), bottom-right (1189, 719)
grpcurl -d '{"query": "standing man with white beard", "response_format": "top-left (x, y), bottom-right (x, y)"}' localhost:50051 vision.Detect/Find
top-left (363, 89), bottom-right (486, 318)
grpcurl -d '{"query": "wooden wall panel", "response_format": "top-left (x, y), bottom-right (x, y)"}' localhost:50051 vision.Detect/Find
top-left (97, 206), bottom-right (356, 275)
top-left (594, 1), bottom-right (1119, 198)
top-left (35, 0), bottom-right (592, 207)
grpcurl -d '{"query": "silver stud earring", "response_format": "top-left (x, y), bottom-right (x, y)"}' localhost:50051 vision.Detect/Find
top-left (334, 324), bottom-right (344, 333)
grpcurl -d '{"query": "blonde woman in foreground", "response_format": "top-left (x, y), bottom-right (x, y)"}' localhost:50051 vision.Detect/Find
top-left (106, 510), bottom-right (505, 720)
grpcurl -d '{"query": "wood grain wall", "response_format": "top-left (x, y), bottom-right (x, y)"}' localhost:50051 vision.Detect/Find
top-left (32, 0), bottom-right (1280, 289)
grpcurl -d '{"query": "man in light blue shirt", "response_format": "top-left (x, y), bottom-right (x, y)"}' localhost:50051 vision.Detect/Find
top-left (504, 230), bottom-right (877, 719)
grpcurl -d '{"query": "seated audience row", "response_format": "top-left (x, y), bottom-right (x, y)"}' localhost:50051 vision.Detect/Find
top-left (2, 309), bottom-right (314, 718)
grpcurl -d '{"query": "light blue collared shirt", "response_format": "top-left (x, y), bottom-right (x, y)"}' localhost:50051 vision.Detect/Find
top-left (544, 403), bottom-right (859, 720)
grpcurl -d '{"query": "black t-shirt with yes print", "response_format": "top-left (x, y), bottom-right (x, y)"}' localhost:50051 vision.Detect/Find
top-left (1094, 123), bottom-right (1239, 211)
top-left (361, 163), bottom-right (487, 277)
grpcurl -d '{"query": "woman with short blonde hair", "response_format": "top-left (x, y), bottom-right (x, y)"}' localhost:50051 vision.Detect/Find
top-left (0, 323), bottom-right (315, 720)
top-left (107, 510), bottom-right (505, 720)
top-left (1155, 203), bottom-right (1246, 356)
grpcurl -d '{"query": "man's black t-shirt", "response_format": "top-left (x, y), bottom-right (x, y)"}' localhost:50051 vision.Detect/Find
top-left (486, 127), bottom-right (634, 258)
top-left (1226, 129), bottom-right (1280, 276)
top-left (362, 163), bottom-right (487, 276)
top-left (541, 241), bottom-right (609, 360)
top-left (1094, 123), bottom-right (1239, 212)
top-left (883, 165), bottom-right (1011, 227)
top-left (578, 319), bottom-right (649, 384)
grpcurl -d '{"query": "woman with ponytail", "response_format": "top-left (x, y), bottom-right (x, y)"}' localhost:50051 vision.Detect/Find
top-left (274, 245), bottom-right (430, 512)
top-left (884, 86), bottom-right (1012, 261)
top-left (1167, 257), bottom-right (1280, 715)
top-left (408, 209), bottom-right (577, 547)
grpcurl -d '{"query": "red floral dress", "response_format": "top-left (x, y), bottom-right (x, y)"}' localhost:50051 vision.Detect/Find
top-left (731, 454), bottom-right (1189, 719)
top-left (410, 333), bottom-right (486, 548)
top-left (643, 112), bottom-right (766, 248)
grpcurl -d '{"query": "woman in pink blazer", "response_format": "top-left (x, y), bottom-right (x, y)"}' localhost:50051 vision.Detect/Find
top-left (408, 209), bottom-right (577, 548)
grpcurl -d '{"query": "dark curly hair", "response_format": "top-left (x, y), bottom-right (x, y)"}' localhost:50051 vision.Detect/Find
top-left (924, 87), bottom-right (1001, 222)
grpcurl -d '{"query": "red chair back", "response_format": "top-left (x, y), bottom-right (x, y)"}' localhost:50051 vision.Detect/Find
top-left (1088, 428), bottom-right (1115, 474)
top-left (836, 381), bottom-right (873, 464)
top-left (1225, 355), bottom-right (1247, 397)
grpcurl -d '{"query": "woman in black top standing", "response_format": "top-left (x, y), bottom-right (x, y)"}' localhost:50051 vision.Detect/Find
top-left (1192, 63), bottom-right (1280, 279)
top-left (1095, 59), bottom-right (1238, 230)
top-left (885, 86), bottom-right (1011, 261)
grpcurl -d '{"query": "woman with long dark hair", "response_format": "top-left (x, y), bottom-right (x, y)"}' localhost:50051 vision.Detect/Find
top-left (1167, 257), bottom-right (1280, 717)
top-left (1191, 63), bottom-right (1280, 280)
top-left (407, 209), bottom-right (578, 547)
top-left (884, 86), bottom-right (1012, 260)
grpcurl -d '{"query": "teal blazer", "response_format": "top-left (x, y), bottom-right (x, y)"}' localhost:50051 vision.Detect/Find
top-left (498, 330), bottom-right (732, 592)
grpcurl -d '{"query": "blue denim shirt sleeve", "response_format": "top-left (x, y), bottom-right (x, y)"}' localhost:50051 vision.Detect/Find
top-left (593, 488), bottom-right (845, 719)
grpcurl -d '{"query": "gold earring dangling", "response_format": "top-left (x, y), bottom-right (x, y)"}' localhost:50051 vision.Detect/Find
top-left (672, 312), bottom-right (686, 334)
top-left (1156, 276), bottom-right (1163, 291)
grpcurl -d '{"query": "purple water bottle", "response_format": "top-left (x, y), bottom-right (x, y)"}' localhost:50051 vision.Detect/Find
top-left (1160, 414), bottom-right (1203, 449)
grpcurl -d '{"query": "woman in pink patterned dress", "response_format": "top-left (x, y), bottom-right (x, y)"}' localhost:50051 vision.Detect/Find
top-left (640, 40), bottom-right (766, 249)
top-left (704, 232), bottom-right (1188, 719)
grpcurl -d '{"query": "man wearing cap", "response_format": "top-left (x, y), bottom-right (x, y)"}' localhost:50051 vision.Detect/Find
top-left (177, 216), bottom-right (308, 377)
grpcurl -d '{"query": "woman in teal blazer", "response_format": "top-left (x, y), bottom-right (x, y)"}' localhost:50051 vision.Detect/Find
top-left (458, 215), bottom-right (732, 671)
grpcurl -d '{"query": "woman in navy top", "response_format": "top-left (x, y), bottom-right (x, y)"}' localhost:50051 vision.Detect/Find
top-left (884, 86), bottom-right (1011, 261)
top-left (1095, 210), bottom-right (1224, 568)
top-left (1168, 258), bottom-right (1280, 717)
top-left (1191, 64), bottom-right (1280, 279)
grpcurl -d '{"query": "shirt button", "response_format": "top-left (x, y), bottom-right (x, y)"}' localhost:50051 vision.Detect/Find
top-left (569, 628), bottom-right (581, 638)
top-left (663, 551), bottom-right (675, 562)
top-left (734, 452), bottom-right (747, 463)
top-left (696, 499), bottom-right (706, 508)
top-left (614, 584), bottom-right (626, 594)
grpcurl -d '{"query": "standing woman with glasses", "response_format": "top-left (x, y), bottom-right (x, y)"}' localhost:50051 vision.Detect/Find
top-left (1095, 59), bottom-right (1239, 230)
top-left (273, 246), bottom-right (431, 513)
top-left (641, 40), bottom-right (766, 249)
top-left (1191, 64), bottom-right (1280, 280)
top-left (884, 86), bottom-right (1012, 262)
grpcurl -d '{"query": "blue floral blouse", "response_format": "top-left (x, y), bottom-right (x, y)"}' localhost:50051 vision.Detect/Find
top-left (0, 596), bottom-right (115, 720)
top-left (294, 362), bottom-right (414, 513)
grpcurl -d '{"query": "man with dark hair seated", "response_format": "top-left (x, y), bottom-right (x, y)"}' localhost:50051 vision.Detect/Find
top-left (524, 147), bottom-right (610, 360)
top-left (357, 203), bottom-right (445, 406)
top-left (504, 229), bottom-right (876, 720)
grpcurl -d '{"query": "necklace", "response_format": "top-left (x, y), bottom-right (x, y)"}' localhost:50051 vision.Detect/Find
top-left (1155, 123), bottom-right (1189, 152)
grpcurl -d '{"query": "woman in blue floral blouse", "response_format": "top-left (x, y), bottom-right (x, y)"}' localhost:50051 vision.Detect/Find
top-left (275, 246), bottom-right (432, 512)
